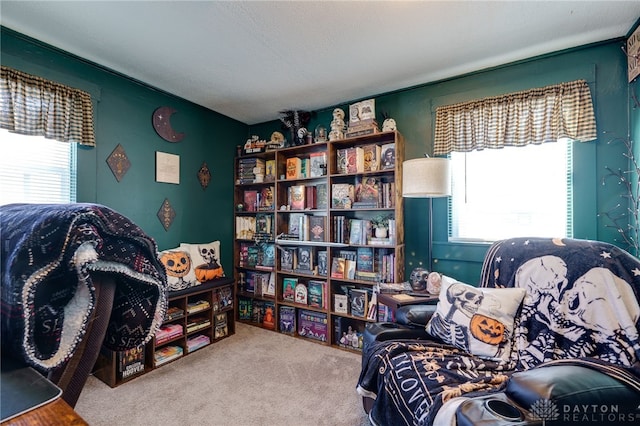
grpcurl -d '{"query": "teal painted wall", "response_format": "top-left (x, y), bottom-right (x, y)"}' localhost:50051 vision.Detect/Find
top-left (1, 28), bottom-right (247, 272)
top-left (251, 40), bottom-right (636, 284)
top-left (2, 27), bottom-right (635, 285)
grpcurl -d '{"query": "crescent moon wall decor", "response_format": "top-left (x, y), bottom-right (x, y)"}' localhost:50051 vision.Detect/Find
top-left (153, 106), bottom-right (185, 142)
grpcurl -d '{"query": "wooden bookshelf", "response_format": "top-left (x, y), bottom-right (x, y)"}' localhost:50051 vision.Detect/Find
top-left (233, 131), bottom-right (404, 352)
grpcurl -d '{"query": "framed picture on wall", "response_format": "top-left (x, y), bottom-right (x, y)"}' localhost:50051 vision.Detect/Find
top-left (156, 151), bottom-right (180, 184)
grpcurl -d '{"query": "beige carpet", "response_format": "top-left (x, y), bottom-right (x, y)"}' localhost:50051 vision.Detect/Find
top-left (75, 323), bottom-right (370, 426)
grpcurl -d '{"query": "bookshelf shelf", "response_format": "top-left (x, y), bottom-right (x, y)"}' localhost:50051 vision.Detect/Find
top-left (234, 131), bottom-right (404, 352)
top-left (93, 277), bottom-right (235, 387)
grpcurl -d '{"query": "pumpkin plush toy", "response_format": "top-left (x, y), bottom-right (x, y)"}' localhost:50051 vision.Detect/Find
top-left (160, 250), bottom-right (193, 291)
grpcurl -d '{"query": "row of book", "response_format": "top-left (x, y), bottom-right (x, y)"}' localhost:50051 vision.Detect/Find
top-left (242, 187), bottom-right (274, 211)
top-left (335, 142), bottom-right (395, 175)
top-left (238, 270), bottom-right (276, 297)
top-left (235, 213), bottom-right (274, 241)
top-left (334, 285), bottom-right (377, 320)
top-left (238, 297), bottom-right (276, 330)
top-left (237, 157), bottom-right (266, 184)
top-left (333, 216), bottom-right (396, 246)
top-left (286, 183), bottom-right (328, 210)
top-left (282, 277), bottom-right (328, 309)
top-left (279, 246), bottom-right (327, 276)
top-left (332, 178), bottom-right (396, 210)
top-left (285, 152), bottom-right (327, 180)
top-left (238, 242), bottom-right (275, 270)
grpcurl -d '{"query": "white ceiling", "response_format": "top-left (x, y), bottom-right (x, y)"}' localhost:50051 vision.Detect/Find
top-left (1, 1), bottom-right (639, 125)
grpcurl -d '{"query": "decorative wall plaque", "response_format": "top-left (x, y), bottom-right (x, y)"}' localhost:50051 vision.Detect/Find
top-left (156, 151), bottom-right (180, 184)
top-left (157, 198), bottom-right (176, 231)
top-left (197, 162), bottom-right (211, 190)
top-left (106, 143), bottom-right (131, 182)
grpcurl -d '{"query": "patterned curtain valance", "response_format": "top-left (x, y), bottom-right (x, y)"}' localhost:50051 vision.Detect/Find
top-left (433, 79), bottom-right (596, 155)
top-left (0, 66), bottom-right (95, 146)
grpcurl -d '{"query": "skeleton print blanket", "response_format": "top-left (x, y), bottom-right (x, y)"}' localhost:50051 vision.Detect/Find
top-left (1, 203), bottom-right (167, 371)
top-left (357, 237), bottom-right (640, 425)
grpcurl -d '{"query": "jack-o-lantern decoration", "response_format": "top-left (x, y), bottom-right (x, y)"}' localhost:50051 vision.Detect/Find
top-left (470, 314), bottom-right (506, 345)
top-left (194, 264), bottom-right (224, 282)
top-left (160, 250), bottom-right (191, 278)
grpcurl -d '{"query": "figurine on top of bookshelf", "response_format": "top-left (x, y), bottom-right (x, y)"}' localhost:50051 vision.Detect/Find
top-left (329, 108), bottom-right (346, 141)
top-left (279, 109), bottom-right (312, 147)
top-left (382, 111), bottom-right (397, 132)
top-left (314, 124), bottom-right (327, 143)
top-left (266, 131), bottom-right (285, 150)
top-left (243, 135), bottom-right (267, 154)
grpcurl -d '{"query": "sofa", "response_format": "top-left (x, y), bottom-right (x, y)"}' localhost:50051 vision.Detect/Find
top-left (358, 237), bottom-right (640, 425)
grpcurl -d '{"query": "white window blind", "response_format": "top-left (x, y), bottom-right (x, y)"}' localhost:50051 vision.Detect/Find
top-left (449, 141), bottom-right (572, 242)
top-left (0, 130), bottom-right (77, 205)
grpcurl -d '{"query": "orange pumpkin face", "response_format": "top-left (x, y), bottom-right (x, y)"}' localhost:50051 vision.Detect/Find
top-left (194, 264), bottom-right (224, 282)
top-left (470, 314), bottom-right (505, 345)
top-left (160, 251), bottom-right (191, 278)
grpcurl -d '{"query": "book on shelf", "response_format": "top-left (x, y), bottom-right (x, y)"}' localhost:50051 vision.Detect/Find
top-left (216, 286), bottom-right (233, 309)
top-left (288, 212), bottom-right (305, 238)
top-left (380, 143), bottom-right (396, 170)
top-left (345, 147), bottom-right (365, 173)
top-left (280, 247), bottom-right (296, 271)
top-left (187, 334), bottom-right (210, 352)
top-left (356, 247), bottom-right (374, 272)
top-left (259, 243), bottom-right (275, 269)
top-left (331, 183), bottom-right (354, 209)
top-left (187, 299), bottom-right (210, 314)
top-left (316, 250), bottom-right (328, 276)
top-left (367, 292), bottom-right (378, 321)
top-left (336, 148), bottom-right (348, 174)
top-left (305, 185), bottom-right (317, 209)
top-left (282, 277), bottom-right (298, 302)
top-left (297, 309), bottom-right (328, 342)
top-left (255, 213), bottom-right (272, 235)
top-left (246, 245), bottom-right (259, 268)
top-left (309, 151), bottom-right (327, 177)
top-left (300, 158), bottom-right (309, 179)
top-left (355, 176), bottom-right (380, 205)
top-left (334, 293), bottom-right (349, 314)
top-left (349, 288), bottom-right (369, 318)
top-left (265, 159), bottom-right (276, 181)
top-left (164, 306), bottom-right (184, 321)
top-left (279, 305), bottom-right (296, 334)
top-left (362, 144), bottom-right (381, 172)
top-left (262, 301), bottom-right (276, 330)
top-left (117, 346), bottom-right (146, 380)
top-left (156, 323), bottom-right (184, 344)
top-left (286, 157), bottom-right (302, 179)
top-left (334, 317), bottom-right (364, 351)
top-left (186, 316), bottom-right (211, 334)
top-left (235, 216), bottom-right (256, 240)
top-left (294, 282), bottom-right (308, 305)
top-left (296, 246), bottom-right (314, 272)
top-left (261, 271), bottom-right (276, 297)
top-left (308, 215), bottom-right (326, 242)
top-left (154, 345), bottom-right (183, 366)
top-left (215, 312), bottom-right (229, 338)
top-left (251, 300), bottom-right (265, 323)
top-left (348, 219), bottom-right (364, 245)
top-left (238, 297), bottom-right (252, 320)
top-left (316, 183), bottom-right (328, 210)
top-left (345, 259), bottom-right (356, 280)
top-left (259, 186), bottom-right (275, 211)
top-left (330, 257), bottom-right (345, 279)
top-left (307, 280), bottom-right (327, 309)
top-left (243, 190), bottom-right (258, 212)
top-left (289, 185), bottom-right (306, 210)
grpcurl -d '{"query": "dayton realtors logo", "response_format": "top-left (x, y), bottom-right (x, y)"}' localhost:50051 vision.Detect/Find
top-left (531, 399), bottom-right (639, 424)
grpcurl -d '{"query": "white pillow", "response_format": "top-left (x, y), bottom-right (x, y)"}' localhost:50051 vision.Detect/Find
top-left (425, 279), bottom-right (525, 362)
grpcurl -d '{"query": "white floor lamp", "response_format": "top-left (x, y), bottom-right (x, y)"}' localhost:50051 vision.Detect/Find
top-left (402, 156), bottom-right (452, 272)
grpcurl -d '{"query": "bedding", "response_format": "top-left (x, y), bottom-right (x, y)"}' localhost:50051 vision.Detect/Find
top-left (357, 237), bottom-right (640, 425)
top-left (1, 203), bottom-right (167, 371)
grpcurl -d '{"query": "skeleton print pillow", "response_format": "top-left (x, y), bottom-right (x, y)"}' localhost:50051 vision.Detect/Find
top-left (425, 279), bottom-right (525, 363)
top-left (181, 241), bottom-right (225, 283)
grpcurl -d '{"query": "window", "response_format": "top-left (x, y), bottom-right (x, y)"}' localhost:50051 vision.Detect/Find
top-left (449, 141), bottom-right (572, 242)
top-left (0, 130), bottom-right (77, 205)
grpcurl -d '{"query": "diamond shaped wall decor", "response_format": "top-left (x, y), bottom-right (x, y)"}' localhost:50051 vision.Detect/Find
top-left (106, 143), bottom-right (131, 182)
top-left (197, 162), bottom-right (211, 190)
top-left (157, 198), bottom-right (176, 231)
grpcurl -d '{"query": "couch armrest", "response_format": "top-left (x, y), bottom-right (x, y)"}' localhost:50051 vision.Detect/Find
top-left (396, 304), bottom-right (438, 327)
top-left (506, 365), bottom-right (640, 411)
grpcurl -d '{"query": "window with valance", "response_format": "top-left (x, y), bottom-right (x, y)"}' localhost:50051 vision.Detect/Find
top-left (433, 79), bottom-right (596, 155)
top-left (0, 65), bottom-right (95, 146)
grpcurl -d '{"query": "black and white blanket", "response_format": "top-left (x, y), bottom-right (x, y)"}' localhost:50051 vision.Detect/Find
top-left (1, 203), bottom-right (167, 371)
top-left (358, 238), bottom-right (640, 425)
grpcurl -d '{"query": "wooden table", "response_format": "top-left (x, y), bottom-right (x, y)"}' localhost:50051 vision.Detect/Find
top-left (377, 292), bottom-right (438, 321)
top-left (1, 398), bottom-right (87, 426)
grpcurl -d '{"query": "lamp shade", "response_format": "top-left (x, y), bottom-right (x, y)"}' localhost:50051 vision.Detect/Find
top-left (402, 157), bottom-right (451, 198)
